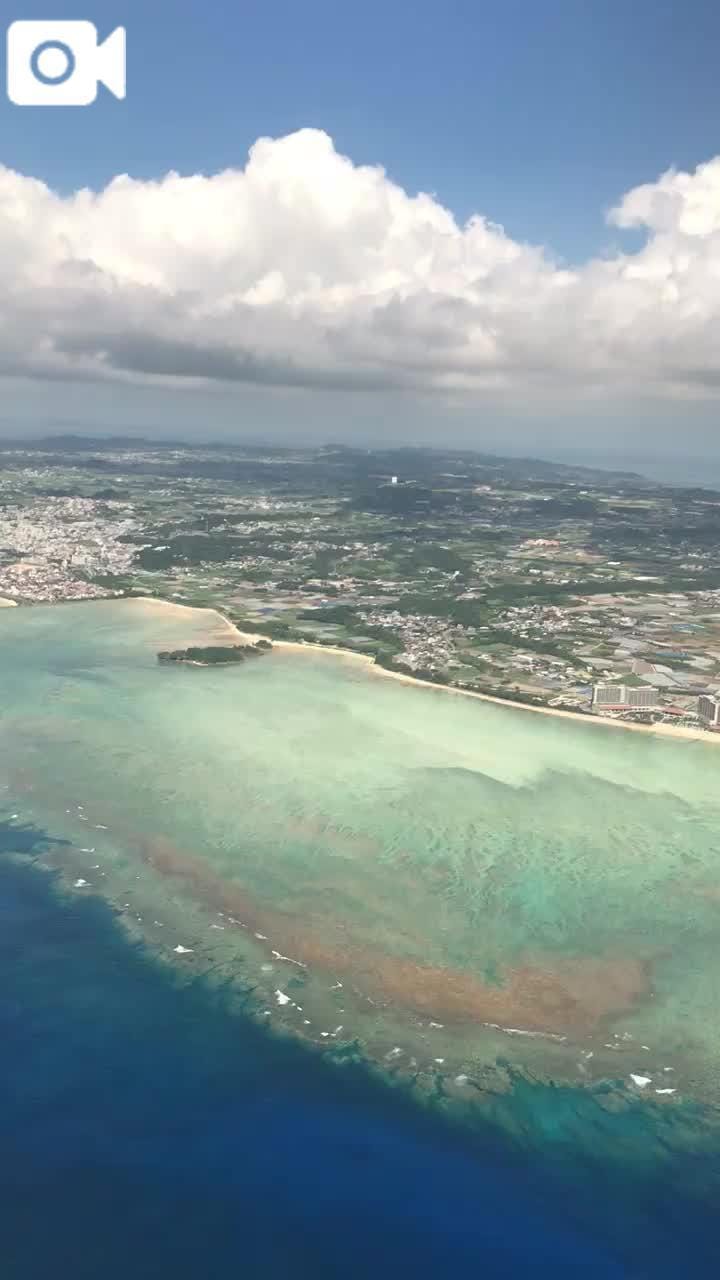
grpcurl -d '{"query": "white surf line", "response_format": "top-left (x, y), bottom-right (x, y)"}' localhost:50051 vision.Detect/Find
top-left (483, 1022), bottom-right (568, 1042)
top-left (271, 949), bottom-right (306, 968)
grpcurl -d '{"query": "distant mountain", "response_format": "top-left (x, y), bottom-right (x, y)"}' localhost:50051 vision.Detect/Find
top-left (28, 434), bottom-right (151, 450)
top-left (2, 434), bottom-right (716, 494)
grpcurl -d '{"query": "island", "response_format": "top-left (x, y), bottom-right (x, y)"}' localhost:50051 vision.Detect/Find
top-left (157, 641), bottom-right (272, 666)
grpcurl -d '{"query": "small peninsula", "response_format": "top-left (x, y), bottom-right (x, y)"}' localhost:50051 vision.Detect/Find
top-left (157, 640), bottom-right (272, 666)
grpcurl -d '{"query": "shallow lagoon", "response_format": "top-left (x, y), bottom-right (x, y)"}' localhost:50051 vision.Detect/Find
top-left (3, 599), bottom-right (720, 1276)
top-left (2, 598), bottom-right (720, 1106)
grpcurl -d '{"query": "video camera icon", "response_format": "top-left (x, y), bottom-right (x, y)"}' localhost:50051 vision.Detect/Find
top-left (6, 20), bottom-right (126, 105)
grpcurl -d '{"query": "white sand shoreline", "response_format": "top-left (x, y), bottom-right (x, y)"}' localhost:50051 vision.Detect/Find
top-left (130, 596), bottom-right (720, 747)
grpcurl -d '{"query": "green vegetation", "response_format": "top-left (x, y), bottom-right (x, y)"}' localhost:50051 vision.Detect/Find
top-left (4, 438), bottom-right (720, 721)
top-left (240, 619), bottom-right (299, 640)
top-left (157, 642), bottom-right (272, 665)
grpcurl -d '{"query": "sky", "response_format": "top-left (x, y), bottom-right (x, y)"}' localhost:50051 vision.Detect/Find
top-left (1, 0), bottom-right (720, 462)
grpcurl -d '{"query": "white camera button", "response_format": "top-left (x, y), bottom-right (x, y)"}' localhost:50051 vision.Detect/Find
top-left (6, 20), bottom-right (125, 106)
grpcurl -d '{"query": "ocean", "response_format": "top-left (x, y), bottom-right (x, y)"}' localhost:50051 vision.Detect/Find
top-left (1, 598), bottom-right (720, 1277)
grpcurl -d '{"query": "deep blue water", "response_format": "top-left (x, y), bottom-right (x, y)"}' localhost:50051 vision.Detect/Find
top-left (2, 818), bottom-right (720, 1279)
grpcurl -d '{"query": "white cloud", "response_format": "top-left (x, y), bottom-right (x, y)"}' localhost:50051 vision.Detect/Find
top-left (2, 128), bottom-right (720, 407)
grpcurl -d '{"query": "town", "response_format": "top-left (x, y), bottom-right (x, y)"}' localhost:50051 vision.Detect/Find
top-left (1, 437), bottom-right (719, 732)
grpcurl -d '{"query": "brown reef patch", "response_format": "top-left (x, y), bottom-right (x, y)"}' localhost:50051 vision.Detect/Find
top-left (140, 835), bottom-right (652, 1037)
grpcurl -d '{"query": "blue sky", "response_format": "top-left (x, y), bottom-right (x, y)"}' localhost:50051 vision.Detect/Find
top-left (4, 0), bottom-right (720, 259)
top-left (2, 0), bottom-right (720, 457)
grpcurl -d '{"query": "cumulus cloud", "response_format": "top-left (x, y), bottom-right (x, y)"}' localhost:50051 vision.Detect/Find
top-left (2, 128), bottom-right (720, 405)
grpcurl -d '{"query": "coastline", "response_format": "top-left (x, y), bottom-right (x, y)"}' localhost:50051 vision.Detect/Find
top-left (0, 597), bottom-right (18, 608)
top-left (131, 596), bottom-right (720, 747)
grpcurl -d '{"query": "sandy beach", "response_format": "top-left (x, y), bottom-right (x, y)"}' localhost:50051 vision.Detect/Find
top-left (131, 596), bottom-right (720, 747)
top-left (133, 594), bottom-right (242, 644)
top-left (0, 597), bottom-right (18, 608)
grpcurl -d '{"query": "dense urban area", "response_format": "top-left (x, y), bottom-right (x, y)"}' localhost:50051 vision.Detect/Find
top-left (1, 436), bottom-right (720, 732)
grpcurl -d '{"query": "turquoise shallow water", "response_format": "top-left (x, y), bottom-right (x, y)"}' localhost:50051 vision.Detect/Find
top-left (3, 599), bottom-right (720, 1275)
top-left (1, 599), bottom-right (720, 1106)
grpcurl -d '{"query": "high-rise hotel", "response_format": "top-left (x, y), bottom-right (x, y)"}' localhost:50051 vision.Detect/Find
top-left (697, 695), bottom-right (720, 728)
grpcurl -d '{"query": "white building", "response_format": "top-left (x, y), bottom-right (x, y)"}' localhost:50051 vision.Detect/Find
top-left (593, 684), bottom-right (625, 707)
top-left (593, 683), bottom-right (659, 710)
top-left (697, 695), bottom-right (720, 727)
top-left (626, 686), bottom-right (660, 708)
